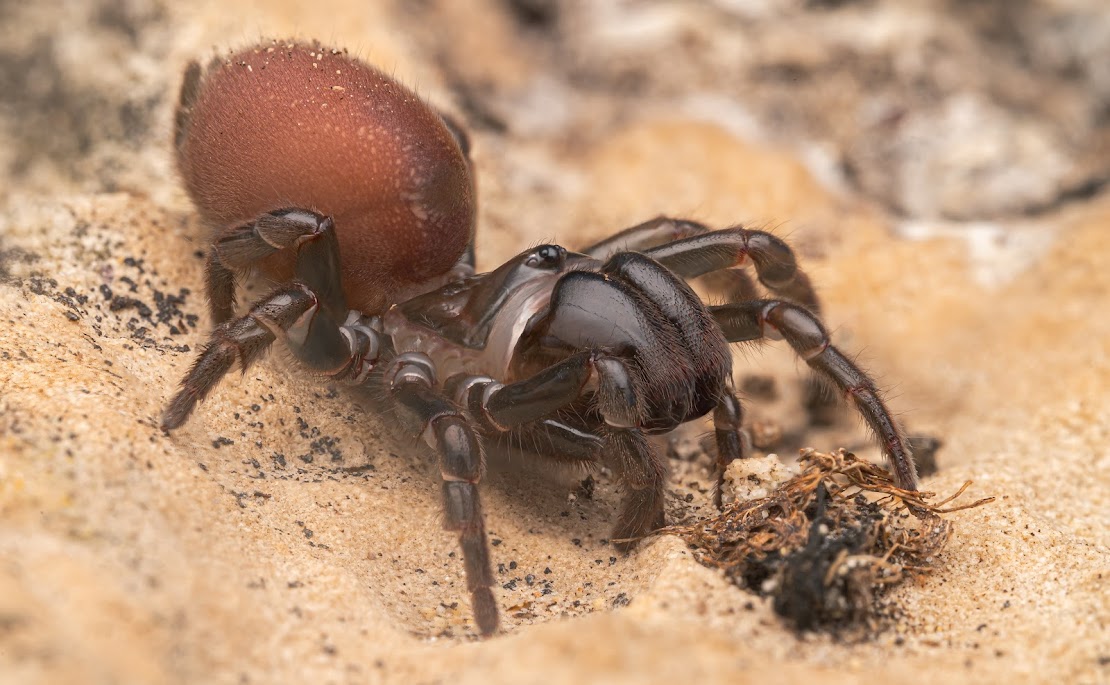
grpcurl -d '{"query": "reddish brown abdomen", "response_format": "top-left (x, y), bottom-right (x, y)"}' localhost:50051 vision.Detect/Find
top-left (177, 41), bottom-right (475, 314)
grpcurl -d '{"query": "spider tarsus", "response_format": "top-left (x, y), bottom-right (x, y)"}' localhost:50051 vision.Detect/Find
top-left (457, 508), bottom-right (498, 633)
top-left (712, 391), bottom-right (746, 508)
top-left (602, 427), bottom-right (667, 548)
top-left (842, 382), bottom-right (917, 491)
top-left (472, 586), bottom-right (499, 636)
top-left (160, 391), bottom-right (195, 432)
top-left (611, 487), bottom-right (666, 555)
top-left (884, 437), bottom-right (918, 491)
top-left (161, 338), bottom-right (239, 432)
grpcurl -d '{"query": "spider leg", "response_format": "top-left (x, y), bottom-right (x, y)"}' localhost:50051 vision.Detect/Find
top-left (495, 419), bottom-right (669, 544)
top-left (455, 350), bottom-right (669, 551)
top-left (386, 356), bottom-right (497, 635)
top-left (602, 219), bottom-right (851, 429)
top-left (384, 350), bottom-right (648, 633)
top-left (595, 250), bottom-right (752, 508)
top-left (161, 285), bottom-right (380, 430)
top-left (205, 208), bottom-right (345, 324)
top-left (203, 251), bottom-right (238, 324)
top-left (580, 215), bottom-right (703, 258)
top-left (710, 299), bottom-right (917, 491)
top-left (498, 418), bottom-right (604, 467)
top-left (163, 214), bottom-right (380, 430)
top-left (582, 218), bottom-right (839, 439)
top-left (642, 224), bottom-right (821, 314)
top-left (604, 426), bottom-right (667, 550)
top-left (712, 384), bottom-right (748, 507)
top-left (162, 286), bottom-right (292, 430)
top-left (581, 216), bottom-right (819, 315)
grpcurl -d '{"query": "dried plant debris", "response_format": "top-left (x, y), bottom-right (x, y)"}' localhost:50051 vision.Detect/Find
top-left (664, 449), bottom-right (993, 634)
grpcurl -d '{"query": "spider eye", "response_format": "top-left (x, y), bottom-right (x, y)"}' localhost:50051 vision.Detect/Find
top-left (525, 244), bottom-right (566, 269)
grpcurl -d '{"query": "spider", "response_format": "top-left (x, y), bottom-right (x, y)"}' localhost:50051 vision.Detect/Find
top-left (163, 40), bottom-right (917, 637)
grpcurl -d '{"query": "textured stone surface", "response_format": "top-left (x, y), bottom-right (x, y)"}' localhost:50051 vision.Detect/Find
top-left (1, 2), bottom-right (1107, 684)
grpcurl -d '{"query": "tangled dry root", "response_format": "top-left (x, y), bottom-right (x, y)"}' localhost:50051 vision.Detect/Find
top-left (663, 448), bottom-right (993, 633)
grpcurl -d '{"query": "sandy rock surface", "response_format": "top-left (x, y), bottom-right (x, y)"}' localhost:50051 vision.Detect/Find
top-left (1, 2), bottom-right (1107, 684)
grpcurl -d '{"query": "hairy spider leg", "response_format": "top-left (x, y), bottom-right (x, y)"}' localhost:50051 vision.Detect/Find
top-left (710, 300), bottom-right (917, 491)
top-left (582, 218), bottom-right (836, 489)
top-left (384, 347), bottom-right (653, 634)
top-left (457, 349), bottom-right (669, 549)
top-left (599, 251), bottom-right (747, 506)
top-left (162, 210), bottom-right (379, 430)
top-left (581, 216), bottom-right (759, 317)
top-left (639, 221), bottom-right (846, 420)
top-left (459, 251), bottom-right (736, 547)
top-left (387, 356), bottom-right (498, 636)
top-left (591, 221), bottom-right (915, 488)
top-left (203, 208), bottom-right (345, 324)
top-left (581, 216), bottom-right (821, 315)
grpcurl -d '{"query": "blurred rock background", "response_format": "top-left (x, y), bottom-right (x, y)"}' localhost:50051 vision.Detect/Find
top-left (4, 0), bottom-right (1110, 219)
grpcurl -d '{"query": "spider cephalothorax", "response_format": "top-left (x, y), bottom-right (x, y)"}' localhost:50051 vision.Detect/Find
top-left (163, 39), bottom-right (916, 637)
